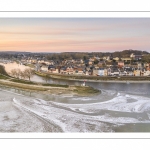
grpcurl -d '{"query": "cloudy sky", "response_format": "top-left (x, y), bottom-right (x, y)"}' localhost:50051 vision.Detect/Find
top-left (0, 18), bottom-right (150, 52)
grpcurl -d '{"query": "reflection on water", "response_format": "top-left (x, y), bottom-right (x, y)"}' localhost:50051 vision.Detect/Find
top-left (31, 75), bottom-right (150, 96)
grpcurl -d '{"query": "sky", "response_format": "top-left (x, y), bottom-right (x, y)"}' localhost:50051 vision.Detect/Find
top-left (0, 18), bottom-right (150, 53)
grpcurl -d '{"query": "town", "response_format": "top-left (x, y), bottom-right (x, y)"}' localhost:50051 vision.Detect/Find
top-left (0, 49), bottom-right (150, 77)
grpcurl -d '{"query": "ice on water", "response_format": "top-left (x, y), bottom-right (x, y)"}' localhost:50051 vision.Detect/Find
top-left (1, 87), bottom-right (150, 132)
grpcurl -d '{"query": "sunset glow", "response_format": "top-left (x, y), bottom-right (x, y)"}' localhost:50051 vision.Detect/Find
top-left (0, 18), bottom-right (150, 52)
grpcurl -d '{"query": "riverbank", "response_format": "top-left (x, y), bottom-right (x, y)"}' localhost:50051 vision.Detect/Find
top-left (0, 64), bottom-right (100, 96)
top-left (35, 71), bottom-right (150, 83)
top-left (0, 79), bottom-right (100, 96)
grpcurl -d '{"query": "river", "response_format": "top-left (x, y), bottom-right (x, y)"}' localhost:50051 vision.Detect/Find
top-left (0, 62), bottom-right (150, 132)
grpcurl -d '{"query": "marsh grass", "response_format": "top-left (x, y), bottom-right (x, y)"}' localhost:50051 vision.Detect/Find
top-left (42, 83), bottom-right (68, 88)
top-left (10, 78), bottom-right (35, 84)
top-left (10, 78), bottom-right (69, 88)
top-left (0, 74), bottom-right (10, 79)
top-left (73, 86), bottom-right (100, 95)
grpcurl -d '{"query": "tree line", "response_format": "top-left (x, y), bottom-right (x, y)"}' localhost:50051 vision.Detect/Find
top-left (45, 50), bottom-right (149, 61)
top-left (10, 68), bottom-right (34, 81)
top-left (0, 50), bottom-right (149, 62)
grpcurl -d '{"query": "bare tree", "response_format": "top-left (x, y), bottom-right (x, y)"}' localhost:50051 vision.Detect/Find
top-left (10, 69), bottom-right (17, 78)
top-left (10, 69), bottom-right (22, 79)
top-left (24, 68), bottom-right (34, 81)
top-left (42, 74), bottom-right (49, 83)
top-left (20, 70), bottom-right (26, 79)
top-left (16, 69), bottom-right (22, 79)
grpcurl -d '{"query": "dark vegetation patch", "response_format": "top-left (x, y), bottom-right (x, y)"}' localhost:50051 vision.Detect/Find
top-left (0, 74), bottom-right (9, 79)
top-left (42, 83), bottom-right (68, 88)
top-left (0, 65), bottom-right (10, 76)
top-left (73, 86), bottom-right (100, 95)
top-left (10, 78), bottom-right (35, 84)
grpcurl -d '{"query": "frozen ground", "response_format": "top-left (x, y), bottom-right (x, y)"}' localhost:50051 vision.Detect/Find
top-left (1, 86), bottom-right (150, 132)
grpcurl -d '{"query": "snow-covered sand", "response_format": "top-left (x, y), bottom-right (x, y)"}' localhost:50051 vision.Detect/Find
top-left (0, 86), bottom-right (150, 132)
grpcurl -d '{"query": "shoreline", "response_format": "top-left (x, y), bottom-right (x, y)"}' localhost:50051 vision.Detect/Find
top-left (1, 63), bottom-right (150, 84)
top-left (0, 64), bottom-right (100, 96)
top-left (0, 79), bottom-right (100, 96)
top-left (67, 79), bottom-right (150, 83)
top-left (35, 71), bottom-right (150, 83)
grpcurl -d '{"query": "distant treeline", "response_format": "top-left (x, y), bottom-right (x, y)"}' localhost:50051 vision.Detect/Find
top-left (45, 50), bottom-right (149, 61)
top-left (0, 50), bottom-right (149, 61)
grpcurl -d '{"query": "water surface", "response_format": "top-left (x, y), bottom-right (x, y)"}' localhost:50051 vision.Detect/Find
top-left (1, 62), bottom-right (150, 132)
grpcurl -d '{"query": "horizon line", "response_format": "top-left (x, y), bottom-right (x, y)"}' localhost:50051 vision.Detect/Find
top-left (0, 49), bottom-right (149, 53)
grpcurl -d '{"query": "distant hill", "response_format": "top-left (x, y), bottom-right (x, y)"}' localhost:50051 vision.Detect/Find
top-left (44, 50), bottom-right (149, 61)
top-left (112, 50), bottom-right (149, 58)
top-left (0, 51), bottom-right (31, 54)
top-left (0, 50), bottom-right (149, 60)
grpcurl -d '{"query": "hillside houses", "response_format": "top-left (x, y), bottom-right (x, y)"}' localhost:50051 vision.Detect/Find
top-left (39, 57), bottom-right (150, 77)
top-left (15, 51), bottom-right (150, 77)
top-left (130, 53), bottom-right (143, 60)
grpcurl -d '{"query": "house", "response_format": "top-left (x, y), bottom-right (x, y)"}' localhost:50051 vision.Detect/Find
top-left (80, 59), bottom-right (84, 64)
top-left (107, 68), bottom-right (111, 76)
top-left (103, 56), bottom-right (107, 60)
top-left (27, 59), bottom-right (32, 63)
top-left (60, 67), bottom-right (67, 74)
top-left (121, 58), bottom-right (132, 64)
top-left (130, 53), bottom-right (143, 60)
top-left (89, 61), bottom-right (93, 65)
top-left (74, 67), bottom-right (84, 75)
top-left (93, 69), bottom-right (98, 76)
top-left (89, 58), bottom-right (95, 62)
top-left (124, 67), bottom-right (134, 76)
top-left (113, 57), bottom-right (120, 61)
top-left (97, 68), bottom-right (108, 76)
top-left (105, 56), bottom-right (111, 61)
top-left (21, 59), bottom-right (27, 65)
top-left (98, 61), bottom-right (106, 67)
top-left (133, 70), bottom-right (141, 76)
top-left (85, 71), bottom-right (89, 75)
top-left (48, 65), bottom-right (59, 73)
top-left (130, 53), bottom-right (135, 58)
top-left (118, 61), bottom-right (124, 68)
top-left (88, 58), bottom-right (95, 65)
top-left (134, 55), bottom-right (143, 60)
top-left (38, 60), bottom-right (45, 64)
top-left (143, 70), bottom-right (150, 76)
top-left (41, 65), bottom-right (48, 72)
top-left (131, 62), bottom-right (138, 68)
top-left (106, 61), bottom-right (112, 67)
top-left (84, 60), bottom-right (89, 66)
top-left (35, 63), bottom-right (41, 71)
top-left (137, 63), bottom-right (142, 70)
top-left (31, 59), bottom-right (37, 64)
top-left (94, 56), bottom-right (100, 60)
top-left (104, 69), bottom-right (108, 76)
top-left (88, 69), bottom-right (93, 75)
top-left (66, 66), bottom-right (74, 74)
top-left (98, 68), bottom-right (104, 76)
top-left (119, 71), bottom-right (126, 76)
top-left (44, 61), bottom-right (51, 65)
top-left (110, 66), bottom-right (119, 76)
top-left (144, 63), bottom-right (150, 70)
